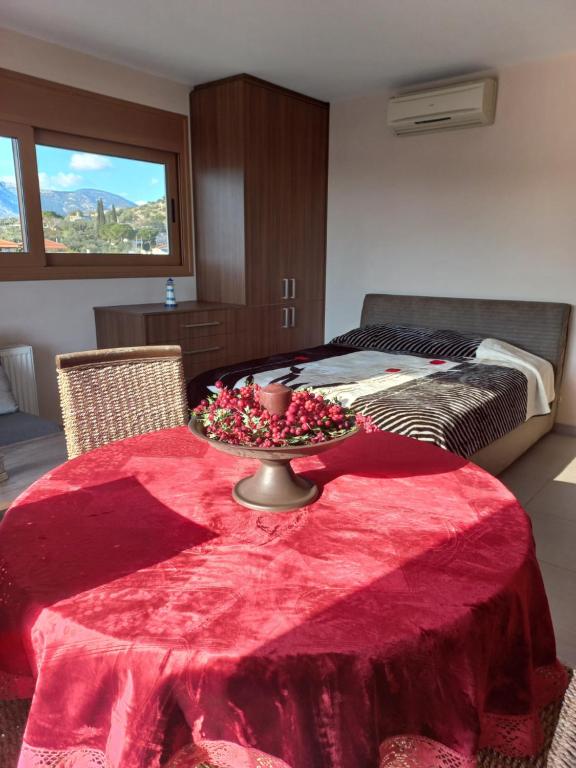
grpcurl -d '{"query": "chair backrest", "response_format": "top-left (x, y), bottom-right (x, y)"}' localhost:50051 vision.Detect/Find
top-left (56, 346), bottom-right (189, 459)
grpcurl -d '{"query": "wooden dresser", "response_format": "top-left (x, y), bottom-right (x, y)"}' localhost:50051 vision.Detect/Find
top-left (95, 302), bottom-right (238, 380)
top-left (94, 300), bottom-right (324, 380)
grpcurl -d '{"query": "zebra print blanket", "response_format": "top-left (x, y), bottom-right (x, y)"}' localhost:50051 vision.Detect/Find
top-left (187, 344), bottom-right (544, 458)
top-left (350, 360), bottom-right (528, 456)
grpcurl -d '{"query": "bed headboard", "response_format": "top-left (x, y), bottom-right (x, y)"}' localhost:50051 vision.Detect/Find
top-left (361, 294), bottom-right (571, 383)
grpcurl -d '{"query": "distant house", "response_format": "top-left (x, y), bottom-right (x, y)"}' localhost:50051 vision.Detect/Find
top-left (151, 231), bottom-right (169, 254)
top-left (1, 238), bottom-right (69, 252)
top-left (43, 239), bottom-right (69, 252)
top-left (0, 238), bottom-right (22, 252)
top-left (156, 231), bottom-right (168, 248)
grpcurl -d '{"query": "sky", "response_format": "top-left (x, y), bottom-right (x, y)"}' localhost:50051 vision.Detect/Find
top-left (0, 137), bottom-right (167, 205)
top-left (0, 136), bottom-right (20, 190)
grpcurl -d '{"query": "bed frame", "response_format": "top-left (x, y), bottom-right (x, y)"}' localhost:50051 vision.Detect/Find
top-left (361, 294), bottom-right (572, 474)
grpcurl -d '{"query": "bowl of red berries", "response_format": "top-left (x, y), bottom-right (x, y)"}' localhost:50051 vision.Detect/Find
top-left (189, 381), bottom-right (370, 512)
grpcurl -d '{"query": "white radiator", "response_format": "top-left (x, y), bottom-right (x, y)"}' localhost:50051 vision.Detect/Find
top-left (0, 345), bottom-right (39, 416)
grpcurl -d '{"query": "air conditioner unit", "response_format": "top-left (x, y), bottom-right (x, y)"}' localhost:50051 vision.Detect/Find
top-left (387, 78), bottom-right (497, 136)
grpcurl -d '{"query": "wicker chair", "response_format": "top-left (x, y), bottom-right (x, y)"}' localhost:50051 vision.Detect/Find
top-left (548, 670), bottom-right (576, 767)
top-left (0, 453), bottom-right (7, 483)
top-left (56, 346), bottom-right (189, 459)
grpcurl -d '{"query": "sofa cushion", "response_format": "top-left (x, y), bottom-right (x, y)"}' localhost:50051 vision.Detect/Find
top-left (0, 365), bottom-right (18, 415)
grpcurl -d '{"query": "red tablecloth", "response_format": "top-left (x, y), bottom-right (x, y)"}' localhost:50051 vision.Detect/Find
top-left (0, 427), bottom-right (567, 768)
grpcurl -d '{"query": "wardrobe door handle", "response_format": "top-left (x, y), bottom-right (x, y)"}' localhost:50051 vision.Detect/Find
top-left (281, 278), bottom-right (289, 300)
top-left (281, 307), bottom-right (290, 329)
top-left (290, 278), bottom-right (296, 299)
top-left (290, 307), bottom-right (296, 327)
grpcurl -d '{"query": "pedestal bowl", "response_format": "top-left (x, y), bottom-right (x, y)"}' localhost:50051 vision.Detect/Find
top-left (189, 416), bottom-right (360, 512)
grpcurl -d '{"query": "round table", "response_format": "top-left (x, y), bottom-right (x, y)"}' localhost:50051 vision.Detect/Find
top-left (0, 427), bottom-right (567, 768)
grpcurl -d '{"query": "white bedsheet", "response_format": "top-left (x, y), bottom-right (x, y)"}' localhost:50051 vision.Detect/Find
top-left (475, 338), bottom-right (555, 419)
top-left (235, 351), bottom-right (459, 406)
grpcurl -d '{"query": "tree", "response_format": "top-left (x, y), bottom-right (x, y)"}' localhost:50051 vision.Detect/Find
top-left (137, 227), bottom-right (157, 251)
top-left (101, 223), bottom-right (135, 245)
top-left (110, 204), bottom-right (118, 224)
top-left (96, 198), bottom-right (106, 234)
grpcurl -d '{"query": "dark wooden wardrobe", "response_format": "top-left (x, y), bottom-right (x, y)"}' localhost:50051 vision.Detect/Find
top-left (191, 74), bottom-right (329, 358)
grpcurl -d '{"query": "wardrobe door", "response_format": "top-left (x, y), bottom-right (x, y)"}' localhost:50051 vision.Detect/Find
top-left (284, 98), bottom-right (328, 304)
top-left (244, 82), bottom-right (293, 307)
top-left (191, 80), bottom-right (247, 305)
top-left (273, 301), bottom-right (325, 354)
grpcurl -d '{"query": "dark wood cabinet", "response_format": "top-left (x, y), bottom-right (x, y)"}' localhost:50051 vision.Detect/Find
top-left (94, 76), bottom-right (329, 382)
top-left (191, 74), bottom-right (328, 350)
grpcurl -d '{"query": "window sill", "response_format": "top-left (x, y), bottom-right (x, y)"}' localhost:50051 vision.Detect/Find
top-left (0, 261), bottom-right (194, 281)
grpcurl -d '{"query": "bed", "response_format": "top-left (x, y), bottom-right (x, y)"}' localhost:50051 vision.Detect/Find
top-left (187, 294), bottom-right (571, 474)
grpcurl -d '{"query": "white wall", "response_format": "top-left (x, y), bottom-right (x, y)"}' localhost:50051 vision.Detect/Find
top-left (0, 28), bottom-right (197, 422)
top-left (326, 53), bottom-right (576, 427)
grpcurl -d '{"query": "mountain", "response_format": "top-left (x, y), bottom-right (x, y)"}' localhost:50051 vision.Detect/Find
top-left (0, 182), bottom-right (135, 219)
top-left (0, 181), bottom-right (19, 218)
top-left (40, 189), bottom-right (135, 216)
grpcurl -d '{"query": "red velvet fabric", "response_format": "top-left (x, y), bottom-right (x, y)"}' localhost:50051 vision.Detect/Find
top-left (0, 427), bottom-right (566, 768)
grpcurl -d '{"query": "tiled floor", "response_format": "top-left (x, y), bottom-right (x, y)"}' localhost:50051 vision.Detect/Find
top-left (0, 433), bottom-right (67, 513)
top-left (1, 430), bottom-right (575, 668)
top-left (500, 432), bottom-right (576, 668)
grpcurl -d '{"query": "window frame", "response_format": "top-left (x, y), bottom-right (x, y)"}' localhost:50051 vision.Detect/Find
top-left (36, 130), bottom-right (182, 269)
top-left (0, 119), bottom-right (45, 269)
top-left (0, 67), bottom-right (193, 281)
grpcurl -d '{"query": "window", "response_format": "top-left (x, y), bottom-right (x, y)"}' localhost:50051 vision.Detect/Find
top-left (0, 67), bottom-right (192, 280)
top-left (36, 143), bottom-right (171, 257)
top-left (0, 120), bottom-right (44, 271)
top-left (0, 135), bottom-right (26, 251)
top-left (34, 133), bottom-right (181, 268)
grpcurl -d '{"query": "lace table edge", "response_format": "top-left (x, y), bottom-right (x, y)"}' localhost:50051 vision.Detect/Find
top-left (15, 662), bottom-right (570, 768)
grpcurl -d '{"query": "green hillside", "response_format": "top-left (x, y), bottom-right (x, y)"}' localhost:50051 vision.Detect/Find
top-left (0, 197), bottom-right (168, 254)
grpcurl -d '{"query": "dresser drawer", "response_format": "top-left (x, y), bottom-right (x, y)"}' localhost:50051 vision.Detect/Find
top-left (181, 337), bottom-right (233, 379)
top-left (146, 310), bottom-right (231, 344)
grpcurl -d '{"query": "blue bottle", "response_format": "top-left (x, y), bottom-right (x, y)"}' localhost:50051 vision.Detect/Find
top-left (164, 277), bottom-right (177, 309)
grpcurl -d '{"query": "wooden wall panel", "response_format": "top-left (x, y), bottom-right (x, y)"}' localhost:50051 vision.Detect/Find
top-left (0, 67), bottom-right (187, 152)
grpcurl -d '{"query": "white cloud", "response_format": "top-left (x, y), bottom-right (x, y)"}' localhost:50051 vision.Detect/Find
top-left (0, 175), bottom-right (16, 186)
top-left (38, 172), bottom-right (82, 190)
top-left (149, 177), bottom-right (160, 186)
top-left (54, 172), bottom-right (82, 188)
top-left (69, 153), bottom-right (112, 171)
